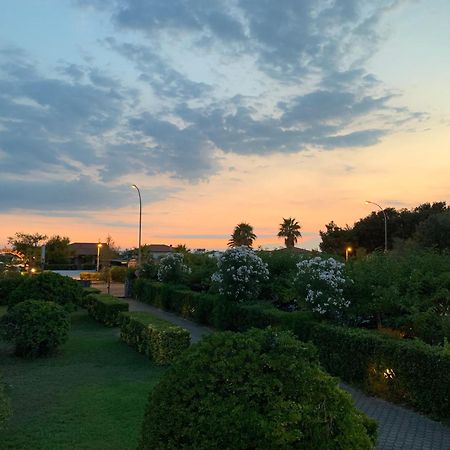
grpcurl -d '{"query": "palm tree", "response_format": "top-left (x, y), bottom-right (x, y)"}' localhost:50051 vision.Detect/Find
top-left (278, 217), bottom-right (302, 248)
top-left (228, 223), bottom-right (256, 248)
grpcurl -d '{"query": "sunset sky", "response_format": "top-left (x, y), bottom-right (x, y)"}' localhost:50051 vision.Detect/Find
top-left (1, 0), bottom-right (449, 250)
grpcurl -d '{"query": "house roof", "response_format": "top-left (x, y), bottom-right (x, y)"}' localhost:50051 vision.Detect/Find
top-left (148, 244), bottom-right (173, 253)
top-left (276, 247), bottom-right (311, 254)
top-left (69, 242), bottom-right (107, 256)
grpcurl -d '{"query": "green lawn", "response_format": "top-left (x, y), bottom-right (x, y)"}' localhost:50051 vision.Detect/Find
top-left (0, 309), bottom-right (166, 450)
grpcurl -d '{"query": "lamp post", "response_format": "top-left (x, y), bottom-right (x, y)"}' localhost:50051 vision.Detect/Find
top-left (345, 246), bottom-right (352, 262)
top-left (96, 243), bottom-right (102, 272)
top-left (365, 200), bottom-right (388, 252)
top-left (132, 184), bottom-right (142, 267)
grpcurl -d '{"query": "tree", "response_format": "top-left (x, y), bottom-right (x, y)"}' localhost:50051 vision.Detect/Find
top-left (414, 212), bottom-right (450, 250)
top-left (319, 221), bottom-right (355, 256)
top-left (7, 232), bottom-right (47, 267)
top-left (277, 217), bottom-right (302, 248)
top-left (45, 235), bottom-right (73, 265)
top-left (228, 223), bottom-right (256, 248)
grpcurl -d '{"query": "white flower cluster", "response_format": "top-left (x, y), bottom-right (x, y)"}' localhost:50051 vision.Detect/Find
top-left (157, 253), bottom-right (191, 283)
top-left (211, 246), bottom-right (269, 302)
top-left (296, 256), bottom-right (351, 316)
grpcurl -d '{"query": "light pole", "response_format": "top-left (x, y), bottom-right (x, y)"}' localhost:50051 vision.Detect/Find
top-left (365, 200), bottom-right (388, 252)
top-left (132, 184), bottom-right (142, 267)
top-left (345, 246), bottom-right (352, 262)
top-left (96, 243), bottom-right (102, 272)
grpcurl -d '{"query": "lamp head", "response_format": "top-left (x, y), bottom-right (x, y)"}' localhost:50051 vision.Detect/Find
top-left (132, 184), bottom-right (138, 189)
top-left (365, 200), bottom-right (370, 205)
top-left (97, 243), bottom-right (102, 248)
top-left (346, 246), bottom-right (352, 252)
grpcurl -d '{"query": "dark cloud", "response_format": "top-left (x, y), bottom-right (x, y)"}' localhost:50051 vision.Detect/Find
top-left (0, 176), bottom-right (175, 213)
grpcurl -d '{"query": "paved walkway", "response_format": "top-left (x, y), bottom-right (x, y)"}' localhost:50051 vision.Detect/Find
top-left (96, 282), bottom-right (450, 450)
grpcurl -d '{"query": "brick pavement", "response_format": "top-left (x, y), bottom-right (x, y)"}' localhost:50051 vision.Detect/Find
top-left (97, 282), bottom-right (450, 450)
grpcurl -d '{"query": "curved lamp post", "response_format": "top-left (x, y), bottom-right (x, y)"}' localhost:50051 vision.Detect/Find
top-left (96, 243), bottom-right (102, 272)
top-left (365, 200), bottom-right (388, 252)
top-left (132, 184), bottom-right (142, 267)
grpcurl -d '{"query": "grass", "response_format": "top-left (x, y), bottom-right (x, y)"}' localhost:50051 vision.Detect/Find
top-left (0, 309), bottom-right (167, 449)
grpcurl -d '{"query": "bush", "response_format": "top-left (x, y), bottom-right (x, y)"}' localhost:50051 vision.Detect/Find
top-left (157, 253), bottom-right (191, 283)
top-left (8, 272), bottom-right (83, 309)
top-left (140, 329), bottom-right (377, 450)
top-left (0, 376), bottom-right (11, 430)
top-left (295, 256), bottom-right (351, 319)
top-left (110, 266), bottom-right (128, 282)
top-left (0, 300), bottom-right (70, 357)
top-left (211, 246), bottom-right (269, 302)
top-left (0, 273), bottom-right (24, 306)
top-left (86, 293), bottom-right (129, 326)
top-left (120, 311), bottom-right (190, 364)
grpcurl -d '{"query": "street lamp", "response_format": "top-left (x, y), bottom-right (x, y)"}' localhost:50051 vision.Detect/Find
top-left (131, 184), bottom-right (142, 267)
top-left (96, 243), bottom-right (102, 272)
top-left (345, 246), bottom-right (352, 262)
top-left (365, 200), bottom-right (388, 252)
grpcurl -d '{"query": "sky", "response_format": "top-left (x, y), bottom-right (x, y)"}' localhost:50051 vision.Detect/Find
top-left (0, 0), bottom-right (449, 251)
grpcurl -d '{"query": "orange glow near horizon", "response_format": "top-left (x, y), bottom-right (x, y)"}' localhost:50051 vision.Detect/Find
top-left (1, 128), bottom-right (449, 251)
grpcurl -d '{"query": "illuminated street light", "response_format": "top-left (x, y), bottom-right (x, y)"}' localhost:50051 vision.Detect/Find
top-left (365, 200), bottom-right (388, 252)
top-left (131, 184), bottom-right (142, 267)
top-left (96, 242), bottom-right (102, 272)
top-left (345, 246), bottom-right (352, 262)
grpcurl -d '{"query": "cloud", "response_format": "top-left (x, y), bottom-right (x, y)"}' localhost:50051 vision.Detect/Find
top-left (0, 176), bottom-right (176, 213)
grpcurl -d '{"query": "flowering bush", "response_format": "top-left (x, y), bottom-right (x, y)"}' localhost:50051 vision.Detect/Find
top-left (211, 247), bottom-right (269, 302)
top-left (157, 253), bottom-right (191, 284)
top-left (296, 256), bottom-right (351, 319)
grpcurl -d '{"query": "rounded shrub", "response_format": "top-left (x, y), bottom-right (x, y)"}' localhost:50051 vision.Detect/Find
top-left (157, 253), bottom-right (191, 283)
top-left (8, 272), bottom-right (83, 309)
top-left (140, 329), bottom-right (377, 450)
top-left (0, 273), bottom-right (24, 306)
top-left (0, 300), bottom-right (70, 357)
top-left (211, 246), bottom-right (269, 302)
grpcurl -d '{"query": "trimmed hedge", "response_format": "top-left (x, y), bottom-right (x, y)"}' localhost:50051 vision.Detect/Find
top-left (133, 279), bottom-right (450, 420)
top-left (0, 274), bottom-right (24, 306)
top-left (86, 293), bottom-right (129, 327)
top-left (133, 280), bottom-right (216, 325)
top-left (120, 311), bottom-right (190, 365)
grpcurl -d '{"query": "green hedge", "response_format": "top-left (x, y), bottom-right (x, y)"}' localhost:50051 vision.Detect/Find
top-left (133, 279), bottom-right (450, 420)
top-left (133, 280), bottom-right (216, 325)
top-left (119, 311), bottom-right (190, 365)
top-left (86, 293), bottom-right (129, 327)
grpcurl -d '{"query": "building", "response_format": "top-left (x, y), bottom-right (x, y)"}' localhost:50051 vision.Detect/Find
top-left (69, 242), bottom-right (109, 269)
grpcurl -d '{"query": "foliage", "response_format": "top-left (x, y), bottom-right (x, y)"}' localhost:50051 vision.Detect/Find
top-left (295, 256), bottom-right (351, 319)
top-left (44, 235), bottom-right (73, 265)
top-left (184, 252), bottom-right (217, 292)
top-left (277, 216), bottom-right (302, 248)
top-left (8, 271), bottom-right (83, 309)
top-left (211, 246), bottom-right (269, 302)
top-left (85, 293), bottom-right (129, 327)
top-left (120, 311), bottom-right (190, 365)
top-left (415, 211), bottom-right (450, 250)
top-left (140, 329), bottom-right (377, 450)
top-left (0, 300), bottom-right (70, 357)
top-left (0, 272), bottom-right (24, 306)
top-left (345, 249), bottom-right (450, 331)
top-left (228, 222), bottom-right (256, 248)
top-left (138, 260), bottom-right (158, 280)
top-left (0, 376), bottom-right (11, 431)
top-left (320, 201), bottom-right (449, 255)
top-left (258, 249), bottom-right (302, 307)
top-left (109, 266), bottom-right (128, 282)
top-left (319, 221), bottom-right (356, 256)
top-left (157, 253), bottom-right (191, 284)
top-left (7, 232), bottom-right (47, 265)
